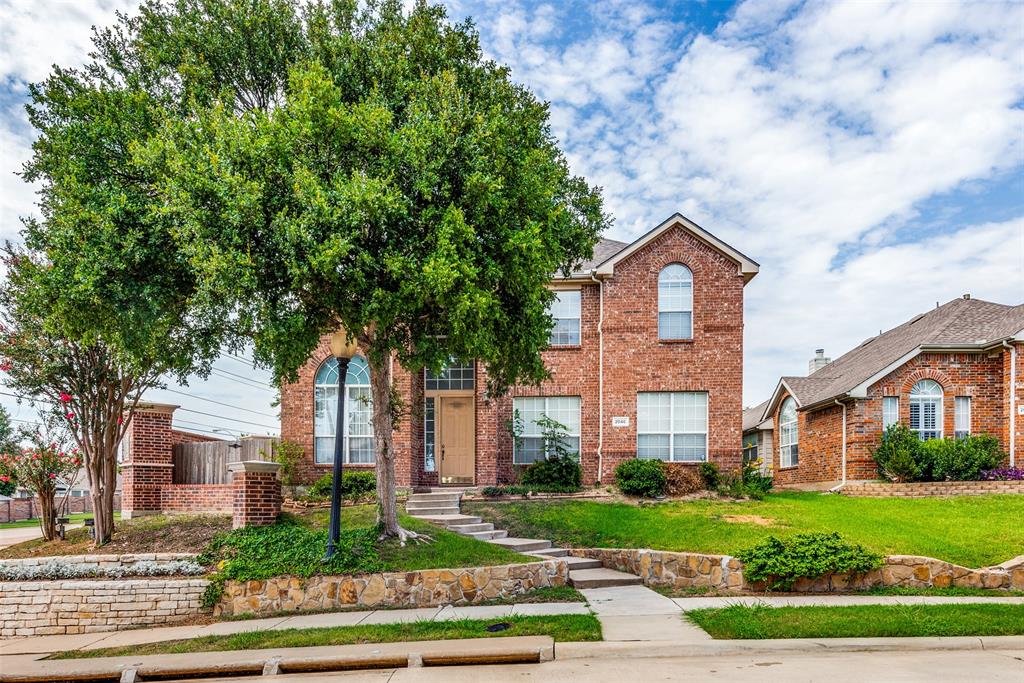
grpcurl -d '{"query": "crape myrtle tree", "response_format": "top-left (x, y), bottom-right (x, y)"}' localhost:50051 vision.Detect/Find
top-left (3, 0), bottom-right (301, 543)
top-left (144, 0), bottom-right (609, 542)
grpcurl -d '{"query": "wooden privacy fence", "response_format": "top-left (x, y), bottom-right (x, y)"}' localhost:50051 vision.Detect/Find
top-left (172, 438), bottom-right (278, 484)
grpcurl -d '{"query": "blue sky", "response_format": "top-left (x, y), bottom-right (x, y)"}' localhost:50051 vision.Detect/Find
top-left (0, 0), bottom-right (1022, 437)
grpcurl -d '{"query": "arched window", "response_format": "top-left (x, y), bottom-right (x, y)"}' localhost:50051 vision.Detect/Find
top-left (658, 264), bottom-right (693, 340)
top-left (779, 397), bottom-right (798, 468)
top-left (314, 355), bottom-right (375, 464)
top-left (909, 379), bottom-right (943, 441)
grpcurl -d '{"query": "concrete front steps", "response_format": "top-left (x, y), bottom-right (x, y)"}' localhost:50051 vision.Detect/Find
top-left (405, 489), bottom-right (642, 589)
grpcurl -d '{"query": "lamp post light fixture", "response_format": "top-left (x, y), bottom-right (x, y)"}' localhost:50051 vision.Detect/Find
top-left (325, 328), bottom-right (360, 560)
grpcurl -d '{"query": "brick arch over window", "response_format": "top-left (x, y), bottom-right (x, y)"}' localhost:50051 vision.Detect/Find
top-left (900, 368), bottom-right (952, 395)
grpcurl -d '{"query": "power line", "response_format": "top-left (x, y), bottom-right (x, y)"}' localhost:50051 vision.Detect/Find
top-left (212, 365), bottom-right (274, 386)
top-left (156, 388), bottom-right (277, 418)
top-left (209, 368), bottom-right (274, 390)
top-left (175, 407), bottom-right (277, 430)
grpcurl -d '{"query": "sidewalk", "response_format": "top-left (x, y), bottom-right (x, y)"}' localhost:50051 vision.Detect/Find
top-left (669, 594), bottom-right (1024, 610)
top-left (0, 601), bottom-right (591, 656)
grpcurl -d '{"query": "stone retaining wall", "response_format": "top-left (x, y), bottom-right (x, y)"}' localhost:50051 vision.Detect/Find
top-left (569, 548), bottom-right (1024, 592)
top-left (217, 559), bottom-right (568, 617)
top-left (0, 553), bottom-right (196, 572)
top-left (0, 578), bottom-right (208, 638)
top-left (842, 480), bottom-right (1024, 497)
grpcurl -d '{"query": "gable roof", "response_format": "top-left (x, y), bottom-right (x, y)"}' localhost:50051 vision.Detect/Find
top-left (763, 297), bottom-right (1024, 418)
top-left (556, 213), bottom-right (759, 283)
top-left (594, 213), bottom-right (759, 283)
top-left (743, 400), bottom-right (772, 432)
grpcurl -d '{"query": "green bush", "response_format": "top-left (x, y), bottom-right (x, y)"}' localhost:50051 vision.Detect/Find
top-left (738, 532), bottom-right (884, 591)
top-left (741, 461), bottom-right (774, 495)
top-left (925, 435), bottom-right (1005, 482)
top-left (615, 459), bottom-right (667, 498)
top-left (718, 460), bottom-right (774, 500)
top-left (873, 424), bottom-right (926, 482)
top-left (269, 440), bottom-right (304, 487)
top-left (198, 516), bottom-right (383, 607)
top-left (307, 471), bottom-right (377, 500)
top-left (699, 462), bottom-right (721, 489)
top-left (515, 415), bottom-right (583, 489)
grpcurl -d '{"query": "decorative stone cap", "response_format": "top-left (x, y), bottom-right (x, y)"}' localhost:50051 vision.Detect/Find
top-left (129, 402), bottom-right (180, 414)
top-left (227, 460), bottom-right (281, 474)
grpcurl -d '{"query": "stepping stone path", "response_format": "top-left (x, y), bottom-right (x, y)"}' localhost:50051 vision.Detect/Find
top-left (405, 490), bottom-right (641, 589)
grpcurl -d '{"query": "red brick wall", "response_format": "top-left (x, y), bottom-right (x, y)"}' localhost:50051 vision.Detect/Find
top-left (161, 484), bottom-right (233, 514)
top-left (122, 408), bottom-right (176, 515)
top-left (771, 349), bottom-right (1012, 485)
top-left (231, 469), bottom-right (281, 528)
top-left (279, 224), bottom-right (749, 487)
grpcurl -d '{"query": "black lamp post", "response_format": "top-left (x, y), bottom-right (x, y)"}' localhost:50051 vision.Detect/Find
top-left (325, 328), bottom-right (359, 560)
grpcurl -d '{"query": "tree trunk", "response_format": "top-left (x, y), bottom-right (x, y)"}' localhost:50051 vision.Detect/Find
top-left (366, 350), bottom-right (431, 545)
top-left (83, 442), bottom-right (117, 547)
top-left (38, 490), bottom-right (56, 542)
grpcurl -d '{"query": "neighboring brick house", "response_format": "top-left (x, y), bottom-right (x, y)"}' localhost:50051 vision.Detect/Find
top-left (760, 296), bottom-right (1023, 487)
top-left (280, 213), bottom-right (759, 487)
top-left (742, 400), bottom-right (773, 473)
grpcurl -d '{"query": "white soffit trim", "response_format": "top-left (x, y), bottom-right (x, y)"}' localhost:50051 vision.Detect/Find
top-left (593, 213), bottom-right (760, 283)
top-left (762, 378), bottom-right (799, 422)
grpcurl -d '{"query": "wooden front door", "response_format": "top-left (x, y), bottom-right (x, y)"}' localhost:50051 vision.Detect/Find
top-left (439, 396), bottom-right (475, 484)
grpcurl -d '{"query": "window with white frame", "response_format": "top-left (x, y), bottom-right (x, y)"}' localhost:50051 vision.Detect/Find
top-left (314, 355), bottom-right (375, 464)
top-left (512, 397), bottom-right (581, 464)
top-left (909, 379), bottom-right (943, 441)
top-left (954, 396), bottom-right (971, 439)
top-left (637, 392), bottom-right (708, 462)
top-left (778, 398), bottom-right (798, 468)
top-left (742, 433), bottom-right (759, 463)
top-left (882, 396), bottom-right (899, 430)
top-left (657, 264), bottom-right (693, 340)
top-left (549, 290), bottom-right (581, 346)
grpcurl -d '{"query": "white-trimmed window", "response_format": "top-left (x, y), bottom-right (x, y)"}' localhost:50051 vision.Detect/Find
top-left (743, 433), bottom-right (759, 463)
top-left (909, 379), bottom-right (943, 441)
top-left (549, 290), bottom-right (581, 346)
top-left (658, 264), bottom-right (693, 340)
top-left (512, 397), bottom-right (581, 464)
top-left (314, 355), bottom-right (375, 464)
top-left (882, 396), bottom-right (899, 430)
top-left (779, 397), bottom-right (798, 468)
top-left (954, 396), bottom-right (971, 439)
top-left (637, 392), bottom-right (708, 462)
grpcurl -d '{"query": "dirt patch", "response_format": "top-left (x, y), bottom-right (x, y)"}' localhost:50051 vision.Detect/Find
top-left (0, 514), bottom-right (230, 559)
top-left (722, 514), bottom-right (776, 526)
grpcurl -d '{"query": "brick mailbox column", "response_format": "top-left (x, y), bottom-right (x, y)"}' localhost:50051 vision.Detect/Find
top-left (228, 461), bottom-right (282, 529)
top-left (121, 403), bottom-right (179, 519)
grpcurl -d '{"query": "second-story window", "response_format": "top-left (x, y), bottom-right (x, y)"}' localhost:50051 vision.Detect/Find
top-left (658, 264), bottom-right (693, 340)
top-left (549, 290), bottom-right (581, 346)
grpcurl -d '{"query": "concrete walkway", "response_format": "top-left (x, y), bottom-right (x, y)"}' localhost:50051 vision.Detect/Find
top-left (582, 585), bottom-right (712, 643)
top-left (0, 602), bottom-right (591, 656)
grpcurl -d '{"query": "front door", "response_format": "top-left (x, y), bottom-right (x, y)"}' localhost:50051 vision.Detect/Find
top-left (439, 396), bottom-right (475, 484)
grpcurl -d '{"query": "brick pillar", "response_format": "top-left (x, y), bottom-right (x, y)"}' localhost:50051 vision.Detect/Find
top-left (121, 403), bottom-right (179, 519)
top-left (228, 461), bottom-right (281, 529)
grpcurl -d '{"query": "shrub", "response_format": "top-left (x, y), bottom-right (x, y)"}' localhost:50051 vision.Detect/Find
top-left (698, 462), bottom-right (721, 490)
top-left (873, 424), bottom-right (925, 482)
top-left (0, 559), bottom-right (205, 581)
top-left (615, 459), bottom-right (667, 498)
top-left (981, 467), bottom-right (1024, 481)
top-left (738, 532), bottom-right (884, 591)
top-left (717, 460), bottom-right (774, 500)
top-left (516, 415), bottom-right (582, 489)
top-left (925, 434), bottom-right (1005, 481)
top-left (269, 440), bottom-right (303, 487)
top-left (307, 471), bottom-right (377, 500)
top-left (741, 460), bottom-right (774, 495)
top-left (663, 464), bottom-right (705, 496)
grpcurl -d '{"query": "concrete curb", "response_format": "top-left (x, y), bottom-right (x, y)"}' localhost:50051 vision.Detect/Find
top-left (0, 636), bottom-right (555, 682)
top-left (556, 635), bottom-right (1024, 659)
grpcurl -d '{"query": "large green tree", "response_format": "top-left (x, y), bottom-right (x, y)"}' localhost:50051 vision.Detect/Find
top-left (145, 0), bottom-right (608, 541)
top-left (6, 0), bottom-right (305, 543)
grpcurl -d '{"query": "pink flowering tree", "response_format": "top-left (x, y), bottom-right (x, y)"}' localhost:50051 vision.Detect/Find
top-left (0, 428), bottom-right (81, 541)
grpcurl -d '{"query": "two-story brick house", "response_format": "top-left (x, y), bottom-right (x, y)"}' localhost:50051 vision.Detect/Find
top-left (760, 296), bottom-right (1023, 487)
top-left (279, 213), bottom-right (759, 487)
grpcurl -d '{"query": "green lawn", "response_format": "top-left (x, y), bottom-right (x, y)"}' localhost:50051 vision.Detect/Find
top-left (464, 492), bottom-right (1024, 567)
top-left (0, 512), bottom-right (120, 530)
top-left (687, 604), bottom-right (1024, 639)
top-left (50, 615), bottom-right (602, 659)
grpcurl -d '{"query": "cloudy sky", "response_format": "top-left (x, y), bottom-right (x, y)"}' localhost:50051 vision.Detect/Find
top-left (0, 0), bottom-right (1022, 437)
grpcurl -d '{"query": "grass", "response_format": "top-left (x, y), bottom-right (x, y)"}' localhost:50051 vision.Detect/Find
top-left (49, 615), bottom-right (602, 659)
top-left (655, 585), bottom-right (1024, 599)
top-left (686, 603), bottom-right (1024, 639)
top-left (0, 512), bottom-right (123, 530)
top-left (464, 492), bottom-right (1024, 567)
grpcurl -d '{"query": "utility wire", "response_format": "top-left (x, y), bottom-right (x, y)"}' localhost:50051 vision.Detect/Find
top-left (175, 407), bottom-right (277, 431)
top-left (155, 388), bottom-right (277, 418)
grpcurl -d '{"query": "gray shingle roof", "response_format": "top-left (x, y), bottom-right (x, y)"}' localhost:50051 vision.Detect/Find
top-left (559, 238), bottom-right (629, 279)
top-left (743, 400), bottom-right (771, 431)
top-left (779, 297), bottom-right (1024, 410)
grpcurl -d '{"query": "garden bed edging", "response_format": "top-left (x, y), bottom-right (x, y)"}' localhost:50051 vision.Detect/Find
top-left (568, 548), bottom-right (1024, 592)
top-left (841, 480), bottom-right (1024, 497)
top-left (216, 558), bottom-right (569, 617)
